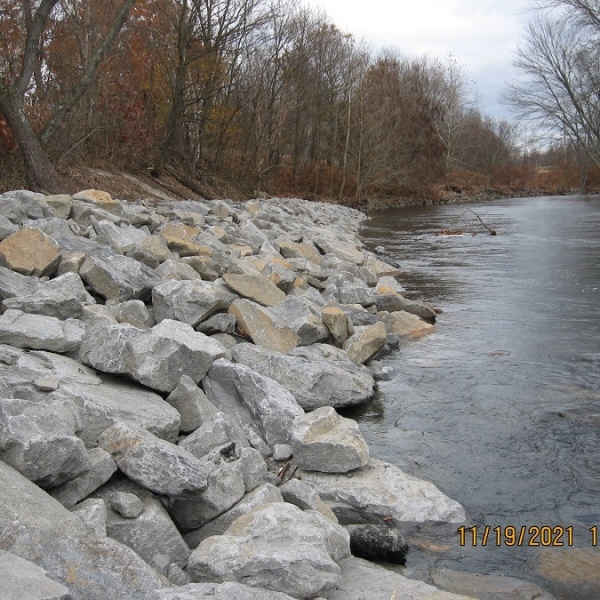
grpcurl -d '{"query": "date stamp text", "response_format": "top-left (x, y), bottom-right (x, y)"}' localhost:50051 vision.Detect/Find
top-left (457, 525), bottom-right (599, 547)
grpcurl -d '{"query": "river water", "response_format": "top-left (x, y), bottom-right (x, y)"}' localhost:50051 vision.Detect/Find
top-left (357, 196), bottom-right (600, 599)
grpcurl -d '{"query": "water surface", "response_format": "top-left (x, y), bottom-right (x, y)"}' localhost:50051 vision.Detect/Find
top-left (358, 196), bottom-right (600, 598)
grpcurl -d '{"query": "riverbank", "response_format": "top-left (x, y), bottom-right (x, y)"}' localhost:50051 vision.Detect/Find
top-left (0, 189), bottom-right (477, 599)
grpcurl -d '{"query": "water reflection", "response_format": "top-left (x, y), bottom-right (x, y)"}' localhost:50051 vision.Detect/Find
top-left (359, 196), bottom-right (600, 599)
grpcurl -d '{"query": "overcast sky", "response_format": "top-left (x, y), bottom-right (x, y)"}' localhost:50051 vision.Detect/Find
top-left (302, 0), bottom-right (531, 121)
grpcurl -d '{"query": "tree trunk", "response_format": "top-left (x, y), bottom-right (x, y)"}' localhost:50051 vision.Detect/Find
top-left (0, 90), bottom-right (68, 194)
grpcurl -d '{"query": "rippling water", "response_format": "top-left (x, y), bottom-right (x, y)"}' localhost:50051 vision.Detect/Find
top-left (358, 196), bottom-right (600, 599)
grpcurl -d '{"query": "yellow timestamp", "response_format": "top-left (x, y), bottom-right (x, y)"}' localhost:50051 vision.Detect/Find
top-left (457, 525), bottom-right (600, 547)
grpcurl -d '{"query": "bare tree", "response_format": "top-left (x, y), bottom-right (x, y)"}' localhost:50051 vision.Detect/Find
top-left (0, 0), bottom-right (136, 193)
top-left (505, 1), bottom-right (600, 167)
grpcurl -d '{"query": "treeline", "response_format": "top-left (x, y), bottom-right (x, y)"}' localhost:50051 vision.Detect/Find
top-left (2, 0), bottom-right (521, 203)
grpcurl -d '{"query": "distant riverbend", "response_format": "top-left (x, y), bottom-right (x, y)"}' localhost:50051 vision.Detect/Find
top-left (359, 196), bottom-right (600, 600)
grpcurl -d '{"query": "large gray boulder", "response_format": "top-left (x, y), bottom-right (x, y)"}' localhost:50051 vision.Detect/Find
top-left (290, 407), bottom-right (369, 473)
top-left (56, 376), bottom-right (181, 445)
top-left (301, 458), bottom-right (466, 524)
top-left (80, 253), bottom-right (158, 302)
top-left (178, 411), bottom-right (250, 458)
top-left (231, 343), bottom-right (374, 410)
top-left (0, 396), bottom-right (91, 489)
top-left (152, 319), bottom-right (229, 364)
top-left (203, 359), bottom-right (303, 448)
top-left (0, 460), bottom-right (168, 600)
top-left (0, 550), bottom-right (71, 600)
top-left (187, 502), bottom-right (348, 598)
top-left (154, 582), bottom-right (296, 600)
top-left (170, 448), bottom-right (248, 531)
top-left (375, 293), bottom-right (437, 320)
top-left (98, 422), bottom-right (209, 498)
top-left (228, 298), bottom-right (298, 353)
top-left (222, 273), bottom-right (286, 307)
top-left (0, 264), bottom-right (42, 300)
top-left (79, 322), bottom-right (213, 393)
top-left (97, 488), bottom-right (191, 568)
top-left (183, 483), bottom-right (284, 549)
top-left (329, 556), bottom-right (476, 600)
top-left (152, 279), bottom-right (236, 326)
top-left (166, 375), bottom-right (218, 434)
top-left (50, 448), bottom-right (117, 508)
top-left (0, 310), bottom-right (85, 353)
top-left (342, 321), bottom-right (387, 365)
top-left (268, 296), bottom-right (329, 345)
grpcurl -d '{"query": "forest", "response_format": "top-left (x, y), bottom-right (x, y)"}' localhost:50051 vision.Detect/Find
top-left (1, 0), bottom-right (598, 205)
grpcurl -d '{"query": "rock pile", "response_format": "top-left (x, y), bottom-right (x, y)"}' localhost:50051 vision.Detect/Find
top-left (0, 188), bottom-right (471, 600)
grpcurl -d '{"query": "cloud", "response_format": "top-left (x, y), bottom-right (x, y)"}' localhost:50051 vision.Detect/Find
top-left (303, 0), bottom-right (530, 119)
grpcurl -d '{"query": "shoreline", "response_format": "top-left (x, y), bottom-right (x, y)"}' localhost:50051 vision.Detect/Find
top-left (0, 188), bottom-right (478, 599)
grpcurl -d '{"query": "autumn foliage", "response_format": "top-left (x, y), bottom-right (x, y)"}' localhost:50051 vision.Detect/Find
top-left (0, 0), bottom-right (589, 202)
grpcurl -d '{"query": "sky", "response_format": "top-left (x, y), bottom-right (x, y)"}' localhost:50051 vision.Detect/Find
top-left (302, 0), bottom-right (531, 122)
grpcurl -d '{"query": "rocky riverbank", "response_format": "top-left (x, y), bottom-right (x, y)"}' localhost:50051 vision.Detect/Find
top-left (0, 189), bottom-right (473, 600)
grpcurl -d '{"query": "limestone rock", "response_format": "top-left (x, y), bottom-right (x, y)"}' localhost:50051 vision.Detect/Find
top-left (72, 189), bottom-right (123, 213)
top-left (0, 227), bottom-right (61, 277)
top-left (79, 322), bottom-right (212, 393)
top-left (153, 279), bottom-right (236, 327)
top-left (166, 375), bottom-right (218, 434)
top-left (92, 219), bottom-right (149, 254)
top-left (155, 259), bottom-right (202, 281)
top-left (44, 194), bottom-right (72, 220)
top-left (154, 582), bottom-right (296, 600)
top-left (279, 478), bottom-right (338, 522)
top-left (152, 318), bottom-right (228, 364)
top-left (342, 321), bottom-right (387, 364)
top-left (0, 190), bottom-right (48, 224)
top-left (0, 396), bottom-right (91, 489)
top-left (231, 343), bottom-right (374, 410)
top-left (203, 358), bottom-right (303, 448)
top-left (378, 310), bottom-right (436, 337)
top-left (277, 239), bottom-right (322, 265)
top-left (183, 483), bottom-right (284, 549)
top-left (104, 494), bottom-right (190, 567)
top-left (160, 222), bottom-right (212, 257)
top-left (329, 556), bottom-right (475, 600)
top-left (301, 458), bottom-right (467, 524)
top-left (364, 255), bottom-right (401, 277)
top-left (179, 411), bottom-right (250, 459)
top-left (71, 498), bottom-right (108, 537)
top-left (322, 306), bottom-right (350, 345)
top-left (80, 253), bottom-right (158, 302)
top-left (187, 502), bottom-right (346, 598)
top-left (196, 312), bottom-right (237, 335)
top-left (0, 215), bottom-right (19, 240)
top-left (291, 407), bottom-right (369, 473)
top-left (56, 375), bottom-right (181, 445)
top-left (269, 297), bottom-right (329, 345)
top-left (222, 273), bottom-right (286, 307)
top-left (110, 491), bottom-right (144, 518)
top-left (0, 460), bottom-right (168, 599)
top-left (0, 550), bottom-right (71, 600)
top-left (228, 298), bottom-right (298, 353)
top-left (98, 422), bottom-right (208, 498)
top-left (0, 310), bottom-right (85, 353)
top-left (314, 235), bottom-right (364, 265)
top-left (51, 448), bottom-right (117, 508)
top-left (431, 567), bottom-right (557, 600)
top-left (170, 449), bottom-right (247, 530)
top-left (375, 293), bottom-right (437, 320)
top-left (2, 289), bottom-right (83, 320)
top-left (0, 265), bottom-right (42, 301)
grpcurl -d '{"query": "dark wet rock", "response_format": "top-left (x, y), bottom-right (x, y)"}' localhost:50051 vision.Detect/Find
top-left (347, 524), bottom-right (409, 564)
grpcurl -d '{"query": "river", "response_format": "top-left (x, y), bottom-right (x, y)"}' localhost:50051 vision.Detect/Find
top-left (357, 196), bottom-right (600, 599)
